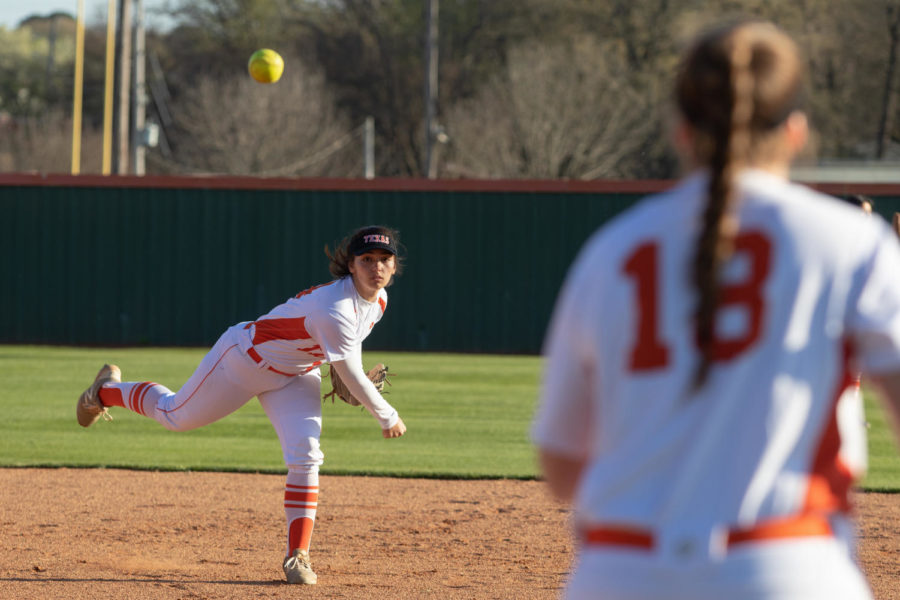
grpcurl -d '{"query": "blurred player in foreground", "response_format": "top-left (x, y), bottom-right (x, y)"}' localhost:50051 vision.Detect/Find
top-left (77, 225), bottom-right (407, 585)
top-left (532, 20), bottom-right (900, 600)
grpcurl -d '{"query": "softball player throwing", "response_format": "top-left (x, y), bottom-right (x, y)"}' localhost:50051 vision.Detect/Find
top-left (533, 21), bottom-right (900, 600)
top-left (77, 225), bottom-right (407, 585)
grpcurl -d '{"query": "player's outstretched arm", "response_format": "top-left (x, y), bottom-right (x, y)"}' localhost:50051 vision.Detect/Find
top-left (330, 358), bottom-right (404, 437)
top-left (539, 449), bottom-right (587, 504)
top-left (383, 417), bottom-right (406, 439)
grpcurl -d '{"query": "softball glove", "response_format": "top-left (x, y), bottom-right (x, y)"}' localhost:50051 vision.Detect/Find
top-left (324, 363), bottom-right (391, 406)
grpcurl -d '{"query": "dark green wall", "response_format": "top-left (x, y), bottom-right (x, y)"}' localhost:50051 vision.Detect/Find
top-left (5, 179), bottom-right (899, 353)
top-left (0, 182), bottom-right (639, 352)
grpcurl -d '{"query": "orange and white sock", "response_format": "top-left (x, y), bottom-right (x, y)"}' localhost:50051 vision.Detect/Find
top-left (98, 381), bottom-right (171, 419)
top-left (284, 468), bottom-right (319, 556)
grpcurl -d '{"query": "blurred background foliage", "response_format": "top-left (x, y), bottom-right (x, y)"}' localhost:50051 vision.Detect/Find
top-left (1, 0), bottom-right (898, 179)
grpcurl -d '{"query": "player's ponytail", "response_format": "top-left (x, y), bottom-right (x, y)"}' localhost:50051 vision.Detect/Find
top-left (325, 238), bottom-right (352, 279)
top-left (690, 26), bottom-right (754, 388)
top-left (676, 21), bottom-right (802, 388)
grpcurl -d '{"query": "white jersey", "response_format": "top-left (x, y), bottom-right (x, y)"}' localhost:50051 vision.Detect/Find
top-left (533, 170), bottom-right (900, 538)
top-left (239, 276), bottom-right (387, 375)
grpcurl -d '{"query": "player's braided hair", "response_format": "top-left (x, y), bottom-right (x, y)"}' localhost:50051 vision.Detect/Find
top-left (325, 225), bottom-right (404, 280)
top-left (676, 21), bottom-right (802, 388)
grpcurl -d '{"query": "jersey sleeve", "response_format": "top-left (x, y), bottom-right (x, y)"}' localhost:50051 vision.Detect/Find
top-left (531, 249), bottom-right (597, 458)
top-left (332, 353), bottom-right (399, 429)
top-left (847, 225), bottom-right (900, 374)
top-left (305, 307), bottom-right (359, 363)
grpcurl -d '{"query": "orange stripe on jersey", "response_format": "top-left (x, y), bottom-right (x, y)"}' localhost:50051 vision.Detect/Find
top-left (803, 339), bottom-right (856, 514)
top-left (378, 296), bottom-right (387, 313)
top-left (252, 317), bottom-right (311, 345)
top-left (295, 281), bottom-right (337, 299)
top-left (303, 361), bottom-right (324, 374)
top-left (297, 345), bottom-right (322, 353)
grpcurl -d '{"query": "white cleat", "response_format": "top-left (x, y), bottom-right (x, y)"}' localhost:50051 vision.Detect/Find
top-left (283, 548), bottom-right (317, 585)
top-left (76, 364), bottom-right (121, 427)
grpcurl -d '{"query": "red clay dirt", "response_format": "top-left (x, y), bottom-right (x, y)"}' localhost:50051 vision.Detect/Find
top-left (0, 468), bottom-right (896, 599)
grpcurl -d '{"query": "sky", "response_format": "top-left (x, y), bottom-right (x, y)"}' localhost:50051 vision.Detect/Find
top-left (0, 1), bottom-right (170, 31)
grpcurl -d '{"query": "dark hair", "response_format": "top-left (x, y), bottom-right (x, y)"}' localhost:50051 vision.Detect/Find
top-left (325, 225), bottom-right (405, 281)
top-left (676, 21), bottom-right (803, 388)
top-left (844, 194), bottom-right (874, 211)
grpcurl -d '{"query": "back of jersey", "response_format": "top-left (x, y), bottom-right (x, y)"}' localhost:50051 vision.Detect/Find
top-left (534, 169), bottom-right (900, 536)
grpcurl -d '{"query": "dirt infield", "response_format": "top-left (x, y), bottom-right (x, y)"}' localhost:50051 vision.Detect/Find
top-left (0, 468), bottom-right (896, 599)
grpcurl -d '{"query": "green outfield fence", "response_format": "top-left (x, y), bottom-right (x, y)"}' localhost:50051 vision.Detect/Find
top-left (2, 174), bottom-right (899, 353)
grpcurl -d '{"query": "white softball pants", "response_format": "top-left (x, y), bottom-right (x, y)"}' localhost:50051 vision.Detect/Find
top-left (565, 535), bottom-right (873, 600)
top-left (122, 323), bottom-right (325, 469)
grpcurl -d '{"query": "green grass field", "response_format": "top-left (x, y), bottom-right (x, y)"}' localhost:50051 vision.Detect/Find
top-left (1, 345), bottom-right (898, 490)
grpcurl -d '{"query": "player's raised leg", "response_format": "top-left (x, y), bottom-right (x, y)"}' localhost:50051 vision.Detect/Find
top-left (80, 324), bottom-right (266, 431)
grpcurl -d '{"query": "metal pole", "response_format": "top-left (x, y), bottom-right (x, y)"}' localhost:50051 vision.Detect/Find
top-left (131, 0), bottom-right (146, 175)
top-left (364, 116), bottom-right (375, 179)
top-left (71, 0), bottom-right (85, 174)
top-left (101, 0), bottom-right (117, 175)
top-left (423, 0), bottom-right (438, 178)
top-left (114, 0), bottom-right (132, 174)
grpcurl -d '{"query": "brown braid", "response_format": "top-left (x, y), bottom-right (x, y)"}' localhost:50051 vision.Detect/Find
top-left (692, 29), bottom-right (754, 388)
top-left (675, 21), bottom-right (803, 389)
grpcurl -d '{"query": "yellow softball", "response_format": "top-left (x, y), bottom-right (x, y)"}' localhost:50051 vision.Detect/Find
top-left (248, 49), bottom-right (284, 84)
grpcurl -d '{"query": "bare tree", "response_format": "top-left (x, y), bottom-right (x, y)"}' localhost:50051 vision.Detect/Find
top-left (877, 1), bottom-right (900, 158)
top-left (5, 0), bottom-right (899, 177)
top-left (157, 58), bottom-right (360, 176)
top-left (443, 38), bottom-right (654, 179)
top-left (0, 108), bottom-right (104, 174)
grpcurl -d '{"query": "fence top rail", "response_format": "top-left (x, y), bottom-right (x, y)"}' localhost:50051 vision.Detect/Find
top-left (0, 173), bottom-right (670, 193)
top-left (1, 173), bottom-right (899, 197)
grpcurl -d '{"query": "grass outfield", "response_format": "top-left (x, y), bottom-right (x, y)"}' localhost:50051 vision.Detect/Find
top-left (2, 345), bottom-right (541, 478)
top-left (1, 345), bottom-right (898, 490)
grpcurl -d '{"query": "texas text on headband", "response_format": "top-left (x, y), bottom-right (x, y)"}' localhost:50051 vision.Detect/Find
top-left (348, 227), bottom-right (398, 256)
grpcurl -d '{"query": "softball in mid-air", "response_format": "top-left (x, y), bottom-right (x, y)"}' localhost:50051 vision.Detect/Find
top-left (248, 49), bottom-right (284, 84)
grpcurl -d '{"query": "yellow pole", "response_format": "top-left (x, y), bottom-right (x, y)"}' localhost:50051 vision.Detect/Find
top-left (71, 0), bottom-right (85, 174)
top-left (101, 0), bottom-right (117, 175)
